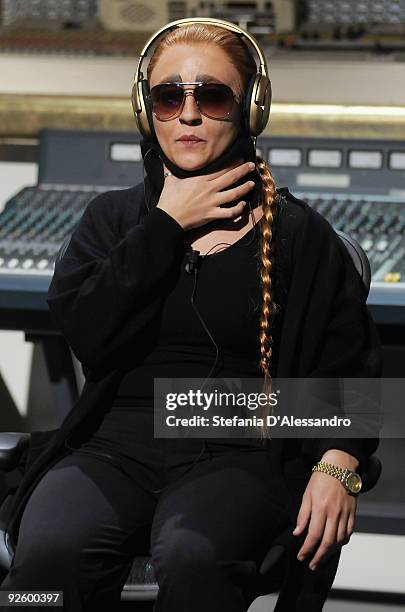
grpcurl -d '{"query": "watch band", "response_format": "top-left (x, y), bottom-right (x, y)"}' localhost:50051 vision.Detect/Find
top-left (311, 460), bottom-right (362, 495)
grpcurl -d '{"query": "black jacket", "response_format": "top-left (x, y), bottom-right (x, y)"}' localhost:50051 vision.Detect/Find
top-left (3, 183), bottom-right (383, 608)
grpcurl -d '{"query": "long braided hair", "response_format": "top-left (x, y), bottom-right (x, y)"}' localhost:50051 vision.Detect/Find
top-left (147, 24), bottom-right (280, 439)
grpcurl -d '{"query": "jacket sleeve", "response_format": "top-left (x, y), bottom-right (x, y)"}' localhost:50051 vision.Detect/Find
top-left (299, 237), bottom-right (383, 473)
top-left (47, 189), bottom-right (187, 373)
top-left (301, 311), bottom-right (383, 472)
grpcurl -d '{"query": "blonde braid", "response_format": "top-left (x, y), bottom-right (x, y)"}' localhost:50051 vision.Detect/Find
top-left (255, 155), bottom-right (280, 439)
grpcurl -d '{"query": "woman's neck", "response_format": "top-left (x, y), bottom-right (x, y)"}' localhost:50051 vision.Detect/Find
top-left (141, 131), bottom-right (261, 215)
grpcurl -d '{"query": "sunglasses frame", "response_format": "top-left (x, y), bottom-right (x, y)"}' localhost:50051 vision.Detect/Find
top-left (148, 81), bottom-right (241, 121)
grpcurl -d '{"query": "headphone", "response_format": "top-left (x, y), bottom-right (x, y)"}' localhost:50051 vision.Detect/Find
top-left (131, 17), bottom-right (272, 141)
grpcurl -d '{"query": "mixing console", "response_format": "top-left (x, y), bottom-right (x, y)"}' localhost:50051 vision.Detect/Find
top-left (259, 136), bottom-right (405, 325)
top-left (0, 129), bottom-right (144, 317)
top-left (0, 185), bottom-right (98, 276)
top-left (0, 130), bottom-right (404, 327)
top-left (304, 193), bottom-right (405, 282)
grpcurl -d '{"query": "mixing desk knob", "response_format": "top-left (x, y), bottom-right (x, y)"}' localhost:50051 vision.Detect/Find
top-left (22, 259), bottom-right (34, 269)
top-left (37, 259), bottom-right (49, 269)
top-left (361, 238), bottom-right (373, 251)
top-left (7, 258), bottom-right (19, 269)
top-left (376, 239), bottom-right (388, 252)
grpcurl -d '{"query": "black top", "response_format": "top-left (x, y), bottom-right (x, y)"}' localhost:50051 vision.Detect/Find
top-left (74, 200), bottom-right (290, 462)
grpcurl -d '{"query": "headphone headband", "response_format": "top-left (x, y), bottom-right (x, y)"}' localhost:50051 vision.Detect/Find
top-left (136, 17), bottom-right (268, 80)
top-left (132, 17), bottom-right (272, 140)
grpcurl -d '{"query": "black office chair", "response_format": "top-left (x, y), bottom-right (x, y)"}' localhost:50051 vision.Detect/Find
top-left (0, 228), bottom-right (381, 608)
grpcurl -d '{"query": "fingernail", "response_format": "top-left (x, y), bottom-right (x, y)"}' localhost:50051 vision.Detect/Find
top-left (248, 162), bottom-right (255, 169)
top-left (310, 565), bottom-right (317, 571)
top-left (297, 555), bottom-right (305, 561)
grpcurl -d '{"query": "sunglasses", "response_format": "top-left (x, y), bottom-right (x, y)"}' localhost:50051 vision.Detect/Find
top-left (148, 81), bottom-right (240, 121)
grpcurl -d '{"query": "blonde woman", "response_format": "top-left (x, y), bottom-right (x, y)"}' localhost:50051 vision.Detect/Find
top-left (1, 20), bottom-right (382, 612)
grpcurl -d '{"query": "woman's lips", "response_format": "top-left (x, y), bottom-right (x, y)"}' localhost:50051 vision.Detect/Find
top-left (176, 139), bottom-right (205, 146)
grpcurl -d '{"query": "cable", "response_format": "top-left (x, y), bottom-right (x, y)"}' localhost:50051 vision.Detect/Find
top-left (142, 145), bottom-right (158, 214)
top-left (140, 144), bottom-right (259, 389)
top-left (201, 200), bottom-right (258, 258)
top-left (187, 199), bottom-right (259, 396)
top-left (140, 150), bottom-right (261, 492)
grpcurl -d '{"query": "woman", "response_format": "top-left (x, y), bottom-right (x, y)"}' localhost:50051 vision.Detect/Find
top-left (1, 20), bottom-right (382, 612)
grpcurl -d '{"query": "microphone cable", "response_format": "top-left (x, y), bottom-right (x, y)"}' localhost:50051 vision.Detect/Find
top-left (141, 148), bottom-right (260, 391)
top-left (149, 204), bottom-right (259, 494)
top-left (185, 200), bottom-right (258, 395)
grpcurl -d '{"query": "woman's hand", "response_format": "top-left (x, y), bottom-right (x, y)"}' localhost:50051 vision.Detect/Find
top-left (157, 159), bottom-right (256, 231)
top-left (293, 450), bottom-right (359, 571)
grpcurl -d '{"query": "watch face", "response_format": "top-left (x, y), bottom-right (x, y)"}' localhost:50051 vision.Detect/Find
top-left (347, 473), bottom-right (362, 494)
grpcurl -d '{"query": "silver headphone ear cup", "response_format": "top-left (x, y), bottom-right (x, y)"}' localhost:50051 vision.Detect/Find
top-left (248, 74), bottom-right (272, 137)
top-left (243, 74), bottom-right (256, 135)
top-left (141, 79), bottom-right (156, 140)
top-left (258, 75), bottom-right (272, 134)
top-left (131, 79), bottom-right (154, 140)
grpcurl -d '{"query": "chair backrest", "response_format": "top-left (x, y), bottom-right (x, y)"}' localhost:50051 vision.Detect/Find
top-left (55, 234), bottom-right (71, 265)
top-left (336, 230), bottom-right (371, 295)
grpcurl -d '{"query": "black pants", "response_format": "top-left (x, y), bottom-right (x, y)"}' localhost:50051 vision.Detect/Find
top-left (0, 444), bottom-right (291, 612)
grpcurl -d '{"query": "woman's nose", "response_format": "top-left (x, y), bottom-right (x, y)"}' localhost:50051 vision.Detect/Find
top-left (179, 91), bottom-right (202, 123)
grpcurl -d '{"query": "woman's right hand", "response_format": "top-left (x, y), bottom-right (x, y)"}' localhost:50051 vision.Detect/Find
top-left (156, 159), bottom-right (256, 231)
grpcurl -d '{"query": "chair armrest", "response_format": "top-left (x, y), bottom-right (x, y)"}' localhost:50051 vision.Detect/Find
top-left (0, 433), bottom-right (31, 472)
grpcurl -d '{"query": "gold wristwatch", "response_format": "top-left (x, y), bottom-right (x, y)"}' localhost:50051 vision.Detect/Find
top-left (312, 460), bottom-right (362, 496)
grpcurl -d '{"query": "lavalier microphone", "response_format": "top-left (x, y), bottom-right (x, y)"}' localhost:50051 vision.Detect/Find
top-left (185, 248), bottom-right (201, 274)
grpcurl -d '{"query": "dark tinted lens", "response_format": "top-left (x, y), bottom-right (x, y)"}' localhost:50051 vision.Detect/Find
top-left (150, 84), bottom-right (184, 119)
top-left (196, 84), bottom-right (235, 118)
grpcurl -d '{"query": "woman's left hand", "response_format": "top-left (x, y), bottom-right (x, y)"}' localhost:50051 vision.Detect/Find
top-left (293, 451), bottom-right (358, 571)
